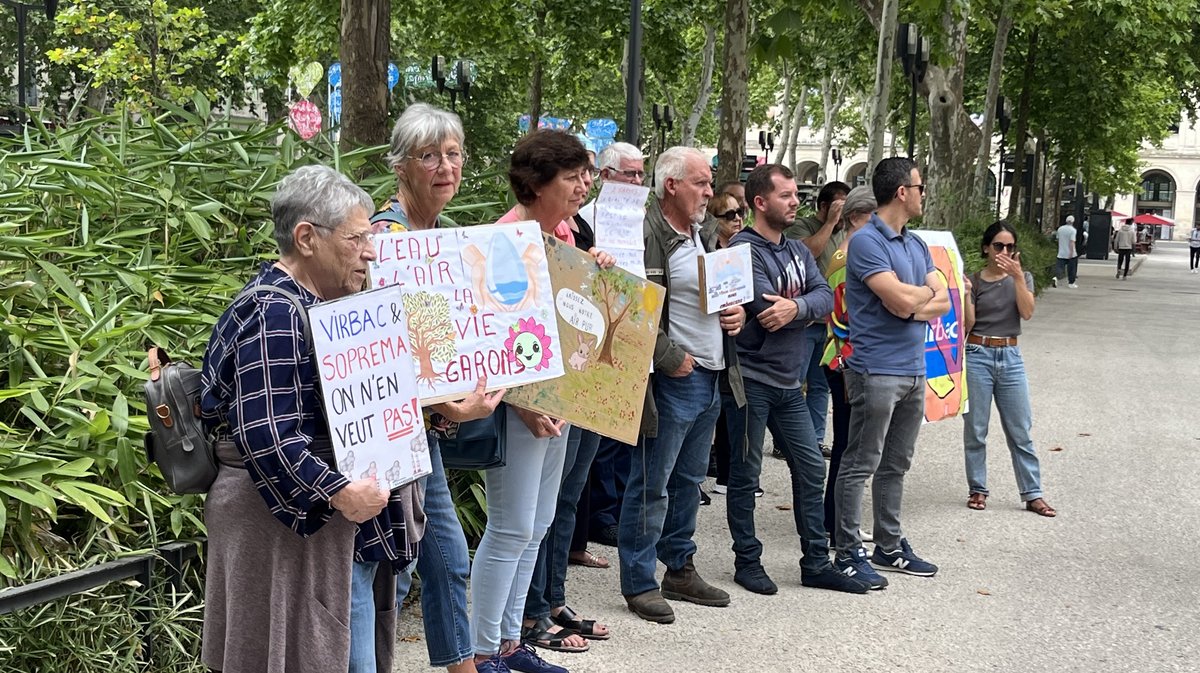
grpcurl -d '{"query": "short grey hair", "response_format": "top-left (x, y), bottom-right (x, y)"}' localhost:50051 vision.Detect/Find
top-left (270, 165), bottom-right (374, 255)
top-left (597, 142), bottom-right (643, 171)
top-left (841, 185), bottom-right (877, 221)
top-left (654, 146), bottom-right (705, 199)
top-left (383, 103), bottom-right (466, 168)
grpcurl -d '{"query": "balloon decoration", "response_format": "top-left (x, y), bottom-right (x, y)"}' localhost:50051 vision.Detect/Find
top-left (286, 61), bottom-right (325, 140)
top-left (288, 61), bottom-right (323, 98)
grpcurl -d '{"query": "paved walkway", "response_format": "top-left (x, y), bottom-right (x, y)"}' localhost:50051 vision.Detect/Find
top-left (395, 242), bottom-right (1200, 673)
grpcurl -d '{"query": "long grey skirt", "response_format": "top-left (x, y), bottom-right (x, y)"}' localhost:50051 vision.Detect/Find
top-left (201, 441), bottom-right (356, 673)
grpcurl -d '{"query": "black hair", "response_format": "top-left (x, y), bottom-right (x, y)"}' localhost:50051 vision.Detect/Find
top-left (817, 181), bottom-right (851, 208)
top-left (871, 157), bottom-right (917, 207)
top-left (744, 164), bottom-right (795, 211)
top-left (980, 220), bottom-right (1019, 256)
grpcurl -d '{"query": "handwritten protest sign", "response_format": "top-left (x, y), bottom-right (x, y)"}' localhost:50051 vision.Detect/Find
top-left (592, 182), bottom-right (651, 278)
top-left (370, 222), bottom-right (564, 404)
top-left (697, 244), bottom-right (754, 313)
top-left (505, 237), bottom-right (662, 444)
top-left (912, 230), bottom-right (969, 423)
top-left (309, 285), bottom-right (431, 489)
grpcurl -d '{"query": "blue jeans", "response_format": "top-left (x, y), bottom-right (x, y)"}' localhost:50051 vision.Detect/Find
top-left (962, 344), bottom-right (1044, 501)
top-left (618, 368), bottom-right (721, 596)
top-left (525, 426), bottom-right (603, 618)
top-left (723, 380), bottom-right (830, 574)
top-left (589, 436), bottom-right (631, 531)
top-left (352, 437), bottom-right (474, 670)
top-left (801, 322), bottom-right (830, 444)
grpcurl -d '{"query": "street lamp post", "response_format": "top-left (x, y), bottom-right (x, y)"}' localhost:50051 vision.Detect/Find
top-left (831, 147), bottom-right (843, 182)
top-left (995, 95), bottom-right (1011, 219)
top-left (3, 0), bottom-right (58, 124)
top-left (625, 0), bottom-right (643, 145)
top-left (896, 23), bottom-right (929, 159)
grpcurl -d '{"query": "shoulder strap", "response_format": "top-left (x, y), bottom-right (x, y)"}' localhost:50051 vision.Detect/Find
top-left (234, 284), bottom-right (313, 347)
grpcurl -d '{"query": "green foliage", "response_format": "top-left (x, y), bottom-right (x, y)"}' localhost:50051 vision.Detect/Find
top-left (951, 211), bottom-right (1057, 293)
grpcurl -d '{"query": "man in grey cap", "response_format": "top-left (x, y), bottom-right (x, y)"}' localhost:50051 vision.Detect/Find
top-left (1054, 215), bottom-right (1078, 288)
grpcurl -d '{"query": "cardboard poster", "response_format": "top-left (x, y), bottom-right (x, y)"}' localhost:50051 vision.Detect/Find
top-left (592, 182), bottom-right (651, 278)
top-left (504, 237), bottom-right (663, 444)
top-left (370, 222), bottom-right (564, 404)
top-left (698, 244), bottom-right (754, 313)
top-left (912, 230), bottom-right (969, 423)
top-left (309, 285), bottom-right (431, 489)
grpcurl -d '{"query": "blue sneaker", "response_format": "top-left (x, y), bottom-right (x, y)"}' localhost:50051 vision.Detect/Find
top-left (476, 655), bottom-right (512, 673)
top-left (835, 546), bottom-right (888, 590)
top-left (871, 538), bottom-right (939, 577)
top-left (505, 644), bottom-right (568, 673)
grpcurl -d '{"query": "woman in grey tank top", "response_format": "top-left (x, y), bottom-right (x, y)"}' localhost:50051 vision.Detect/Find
top-left (960, 222), bottom-right (1056, 518)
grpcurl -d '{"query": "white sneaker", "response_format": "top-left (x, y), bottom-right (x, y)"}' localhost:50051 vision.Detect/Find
top-left (860, 529), bottom-right (873, 543)
top-left (1068, 283), bottom-right (1078, 288)
top-left (711, 484), bottom-right (727, 495)
top-left (1052, 277), bottom-right (1058, 288)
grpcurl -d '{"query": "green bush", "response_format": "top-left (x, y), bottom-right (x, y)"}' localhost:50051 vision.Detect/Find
top-left (0, 97), bottom-right (501, 669)
top-left (950, 212), bottom-right (1058, 293)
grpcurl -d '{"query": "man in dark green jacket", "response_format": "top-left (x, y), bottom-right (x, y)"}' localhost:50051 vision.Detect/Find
top-left (618, 146), bottom-right (747, 624)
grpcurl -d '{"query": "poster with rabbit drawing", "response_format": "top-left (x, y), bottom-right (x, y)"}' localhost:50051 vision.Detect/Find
top-left (370, 222), bottom-right (564, 405)
top-left (505, 237), bottom-right (663, 444)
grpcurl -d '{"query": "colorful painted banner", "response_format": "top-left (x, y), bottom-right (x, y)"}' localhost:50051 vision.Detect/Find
top-left (698, 244), bottom-right (754, 313)
top-left (309, 285), bottom-right (431, 489)
top-left (912, 230), bottom-right (969, 423)
top-left (504, 237), bottom-right (662, 444)
top-left (370, 222), bottom-right (564, 404)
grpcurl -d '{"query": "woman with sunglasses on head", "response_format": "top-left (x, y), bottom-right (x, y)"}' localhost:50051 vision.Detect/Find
top-left (961, 221), bottom-right (1056, 517)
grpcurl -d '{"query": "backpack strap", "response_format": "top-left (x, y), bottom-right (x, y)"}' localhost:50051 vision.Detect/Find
top-left (147, 346), bottom-right (170, 382)
top-left (234, 284), bottom-right (313, 347)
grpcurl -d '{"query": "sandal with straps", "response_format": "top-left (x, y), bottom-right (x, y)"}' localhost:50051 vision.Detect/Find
top-left (1025, 498), bottom-right (1057, 518)
top-left (520, 616), bottom-right (589, 653)
top-left (567, 549), bottom-right (611, 569)
top-left (551, 605), bottom-right (610, 641)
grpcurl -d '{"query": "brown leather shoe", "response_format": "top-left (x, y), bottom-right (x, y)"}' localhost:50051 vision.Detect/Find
top-left (661, 560), bottom-right (730, 607)
top-left (624, 589), bottom-right (675, 623)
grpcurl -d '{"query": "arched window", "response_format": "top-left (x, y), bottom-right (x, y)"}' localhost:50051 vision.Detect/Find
top-left (1136, 170), bottom-right (1175, 218)
top-left (844, 162), bottom-right (868, 188)
top-left (795, 161), bottom-right (820, 185)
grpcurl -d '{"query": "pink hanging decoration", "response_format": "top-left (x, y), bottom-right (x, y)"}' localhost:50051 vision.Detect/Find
top-left (288, 99), bottom-right (323, 140)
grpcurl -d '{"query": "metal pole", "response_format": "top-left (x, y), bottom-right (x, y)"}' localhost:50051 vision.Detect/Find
top-left (907, 67), bottom-right (917, 158)
top-left (624, 0), bottom-right (642, 145)
top-left (16, 3), bottom-right (28, 123)
top-left (996, 138), bottom-right (1004, 220)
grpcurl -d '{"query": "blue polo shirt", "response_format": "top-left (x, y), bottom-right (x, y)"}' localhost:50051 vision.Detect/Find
top-left (845, 214), bottom-right (934, 376)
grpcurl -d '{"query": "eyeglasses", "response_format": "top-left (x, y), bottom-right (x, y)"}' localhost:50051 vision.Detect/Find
top-left (990, 242), bottom-right (1017, 253)
top-left (585, 166), bottom-right (600, 179)
top-left (311, 222), bottom-right (375, 249)
top-left (408, 150), bottom-right (467, 171)
top-left (905, 183), bottom-right (926, 195)
top-left (716, 208), bottom-right (746, 221)
top-left (606, 168), bottom-right (646, 181)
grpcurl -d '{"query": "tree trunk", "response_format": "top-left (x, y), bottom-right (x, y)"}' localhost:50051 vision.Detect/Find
top-left (1007, 30), bottom-right (1038, 220)
top-left (716, 0), bottom-right (750, 186)
top-left (774, 64), bottom-right (793, 164)
top-left (339, 0), bottom-right (390, 151)
top-left (786, 87), bottom-right (808, 170)
top-left (921, 8), bottom-right (980, 231)
top-left (865, 0), bottom-right (899, 181)
top-left (818, 76), bottom-right (846, 183)
top-left (683, 25), bottom-right (717, 148)
top-left (971, 3), bottom-right (1014, 205)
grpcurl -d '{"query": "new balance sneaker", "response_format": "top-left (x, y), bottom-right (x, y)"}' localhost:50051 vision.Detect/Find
top-left (505, 644), bottom-right (568, 673)
top-left (801, 566), bottom-right (872, 594)
top-left (871, 538), bottom-right (939, 577)
top-left (834, 547), bottom-right (888, 590)
top-left (476, 655), bottom-right (513, 673)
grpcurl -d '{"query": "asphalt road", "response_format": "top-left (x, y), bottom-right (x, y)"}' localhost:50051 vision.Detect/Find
top-left (395, 241), bottom-right (1200, 673)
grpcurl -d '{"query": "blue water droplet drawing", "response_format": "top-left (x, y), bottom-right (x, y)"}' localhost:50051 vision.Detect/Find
top-left (486, 233), bottom-right (529, 307)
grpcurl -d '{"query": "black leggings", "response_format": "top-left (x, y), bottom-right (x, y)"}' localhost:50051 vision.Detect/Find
top-left (822, 366), bottom-right (850, 546)
top-left (1191, 246), bottom-right (1200, 270)
top-left (1117, 249), bottom-right (1132, 277)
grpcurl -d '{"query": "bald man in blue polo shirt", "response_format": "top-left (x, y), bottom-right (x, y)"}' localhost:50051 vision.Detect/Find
top-left (832, 157), bottom-right (950, 589)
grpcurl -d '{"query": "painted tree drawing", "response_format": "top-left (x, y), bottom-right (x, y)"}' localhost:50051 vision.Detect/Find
top-left (590, 268), bottom-right (643, 366)
top-left (402, 291), bottom-right (457, 386)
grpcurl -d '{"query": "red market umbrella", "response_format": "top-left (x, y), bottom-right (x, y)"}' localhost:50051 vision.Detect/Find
top-left (1132, 213), bottom-right (1172, 226)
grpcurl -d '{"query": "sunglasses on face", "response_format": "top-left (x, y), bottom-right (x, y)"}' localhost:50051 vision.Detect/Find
top-left (717, 208), bottom-right (746, 221)
top-left (904, 183), bottom-right (926, 195)
top-left (990, 242), bottom-right (1017, 253)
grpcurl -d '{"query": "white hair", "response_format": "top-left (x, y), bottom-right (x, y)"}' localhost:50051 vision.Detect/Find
top-left (653, 146), bottom-right (705, 199)
top-left (597, 142), bottom-right (643, 171)
top-left (384, 103), bottom-right (466, 168)
top-left (270, 166), bottom-right (373, 255)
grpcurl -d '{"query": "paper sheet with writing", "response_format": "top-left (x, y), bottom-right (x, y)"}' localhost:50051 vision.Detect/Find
top-left (370, 222), bottom-right (565, 404)
top-left (698, 244), bottom-right (754, 313)
top-left (309, 285), bottom-right (432, 489)
top-left (592, 182), bottom-right (651, 279)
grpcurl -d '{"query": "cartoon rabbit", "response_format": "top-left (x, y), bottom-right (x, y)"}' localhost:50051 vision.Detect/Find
top-left (568, 333), bottom-right (592, 372)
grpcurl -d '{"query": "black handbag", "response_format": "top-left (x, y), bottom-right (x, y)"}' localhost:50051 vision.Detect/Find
top-left (436, 405), bottom-right (507, 471)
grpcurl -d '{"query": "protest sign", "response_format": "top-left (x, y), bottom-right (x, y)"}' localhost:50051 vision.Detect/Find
top-left (309, 285), bottom-right (431, 489)
top-left (505, 237), bottom-right (662, 444)
top-left (370, 222), bottom-right (564, 404)
top-left (912, 230), bottom-right (969, 423)
top-left (697, 244), bottom-right (754, 313)
top-left (591, 182), bottom-right (651, 278)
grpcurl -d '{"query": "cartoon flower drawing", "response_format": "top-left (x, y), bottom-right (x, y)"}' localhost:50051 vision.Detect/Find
top-left (504, 317), bottom-right (554, 371)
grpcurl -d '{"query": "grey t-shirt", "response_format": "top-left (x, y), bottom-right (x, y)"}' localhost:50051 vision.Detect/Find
top-left (970, 271), bottom-right (1034, 337)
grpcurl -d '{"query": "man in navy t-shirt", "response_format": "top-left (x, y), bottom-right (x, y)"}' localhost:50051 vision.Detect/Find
top-left (832, 157), bottom-right (950, 589)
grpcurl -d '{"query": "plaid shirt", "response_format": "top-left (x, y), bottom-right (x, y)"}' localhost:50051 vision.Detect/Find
top-left (201, 262), bottom-right (418, 568)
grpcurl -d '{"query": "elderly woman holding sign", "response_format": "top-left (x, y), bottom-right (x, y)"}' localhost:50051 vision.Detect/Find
top-left (200, 165), bottom-right (419, 673)
top-left (351, 103), bottom-right (505, 673)
top-left (467, 130), bottom-right (615, 673)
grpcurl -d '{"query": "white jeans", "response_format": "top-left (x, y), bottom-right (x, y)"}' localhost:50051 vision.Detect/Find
top-left (470, 406), bottom-right (569, 655)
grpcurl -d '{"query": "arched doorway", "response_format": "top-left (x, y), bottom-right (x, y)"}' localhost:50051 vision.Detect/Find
top-left (1136, 170), bottom-right (1175, 240)
top-left (844, 162), bottom-right (868, 187)
top-left (795, 161), bottom-right (820, 185)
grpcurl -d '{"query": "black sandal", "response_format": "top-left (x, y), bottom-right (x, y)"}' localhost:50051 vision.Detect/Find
top-left (551, 605), bottom-right (610, 641)
top-left (520, 616), bottom-right (589, 653)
